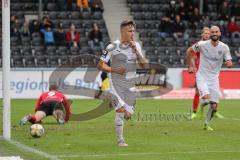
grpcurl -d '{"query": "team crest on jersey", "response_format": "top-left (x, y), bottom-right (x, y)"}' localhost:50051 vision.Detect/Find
top-left (218, 50), bottom-right (223, 56)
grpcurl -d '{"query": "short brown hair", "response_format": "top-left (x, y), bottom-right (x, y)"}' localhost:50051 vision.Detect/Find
top-left (120, 20), bottom-right (136, 29)
top-left (49, 84), bottom-right (58, 91)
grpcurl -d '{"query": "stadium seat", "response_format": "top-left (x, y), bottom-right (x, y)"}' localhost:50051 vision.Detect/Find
top-left (93, 12), bottom-right (103, 20)
top-left (32, 37), bottom-right (42, 46)
top-left (36, 56), bottom-right (47, 67)
top-left (58, 12), bottom-right (69, 19)
top-left (49, 11), bottom-right (58, 19)
top-left (23, 56), bottom-right (37, 67)
top-left (46, 46), bottom-right (57, 56)
top-left (232, 38), bottom-right (240, 47)
top-left (57, 46), bottom-right (68, 56)
top-left (47, 56), bottom-right (60, 67)
top-left (82, 12), bottom-right (91, 20)
top-left (23, 3), bottom-right (37, 11)
top-left (21, 37), bottom-right (31, 46)
top-left (10, 37), bottom-right (20, 46)
top-left (141, 4), bottom-right (149, 12)
top-left (12, 56), bottom-right (24, 67)
top-left (71, 11), bottom-right (81, 19)
top-left (70, 46), bottom-right (80, 55)
top-left (47, 3), bottom-right (58, 11)
top-left (11, 46), bottom-right (21, 56)
top-left (130, 4), bottom-right (139, 12)
top-left (33, 46), bottom-right (45, 56)
top-left (21, 46), bottom-right (32, 56)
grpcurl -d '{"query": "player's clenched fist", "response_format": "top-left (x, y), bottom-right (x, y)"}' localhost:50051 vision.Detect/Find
top-left (188, 66), bottom-right (196, 73)
top-left (225, 60), bottom-right (233, 68)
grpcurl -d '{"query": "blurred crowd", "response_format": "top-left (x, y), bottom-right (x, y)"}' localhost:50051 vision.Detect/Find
top-left (9, 0), bottom-right (104, 50)
top-left (158, 0), bottom-right (240, 40)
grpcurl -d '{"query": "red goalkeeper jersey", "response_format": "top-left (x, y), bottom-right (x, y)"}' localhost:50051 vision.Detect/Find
top-left (35, 90), bottom-right (71, 121)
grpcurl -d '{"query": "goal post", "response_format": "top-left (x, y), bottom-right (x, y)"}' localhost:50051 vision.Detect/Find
top-left (2, 0), bottom-right (11, 139)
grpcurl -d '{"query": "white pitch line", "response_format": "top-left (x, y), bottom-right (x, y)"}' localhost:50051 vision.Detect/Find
top-left (58, 150), bottom-right (240, 158)
top-left (224, 117), bottom-right (240, 121)
top-left (0, 137), bottom-right (59, 160)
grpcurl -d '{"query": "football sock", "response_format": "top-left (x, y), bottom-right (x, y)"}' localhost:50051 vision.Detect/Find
top-left (29, 115), bottom-right (37, 124)
top-left (115, 112), bottom-right (124, 142)
top-left (192, 94), bottom-right (200, 112)
top-left (205, 106), bottom-right (216, 125)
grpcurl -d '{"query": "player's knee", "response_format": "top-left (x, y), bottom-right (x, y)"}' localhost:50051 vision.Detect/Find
top-left (116, 107), bottom-right (125, 113)
top-left (202, 94), bottom-right (211, 100)
top-left (210, 101), bottom-right (217, 111)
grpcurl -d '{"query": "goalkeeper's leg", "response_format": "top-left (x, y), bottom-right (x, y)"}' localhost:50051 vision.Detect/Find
top-left (19, 111), bottom-right (46, 126)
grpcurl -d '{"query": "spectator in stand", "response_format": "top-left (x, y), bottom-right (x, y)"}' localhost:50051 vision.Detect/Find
top-left (88, 23), bottom-right (104, 50)
top-left (158, 16), bottom-right (173, 39)
top-left (40, 16), bottom-right (54, 30)
top-left (166, 0), bottom-right (178, 20)
top-left (20, 20), bottom-right (31, 37)
top-left (231, 3), bottom-right (240, 21)
top-left (30, 20), bottom-right (41, 38)
top-left (189, 7), bottom-right (203, 29)
top-left (76, 0), bottom-right (89, 11)
top-left (178, 1), bottom-right (188, 20)
top-left (218, 1), bottom-right (230, 21)
top-left (90, 0), bottom-right (104, 12)
top-left (227, 17), bottom-right (240, 39)
top-left (55, 23), bottom-right (67, 46)
top-left (173, 15), bottom-right (188, 40)
top-left (66, 23), bottom-right (80, 48)
top-left (11, 27), bottom-right (21, 41)
top-left (10, 15), bottom-right (17, 28)
top-left (10, 15), bottom-right (20, 34)
top-left (40, 25), bottom-right (55, 46)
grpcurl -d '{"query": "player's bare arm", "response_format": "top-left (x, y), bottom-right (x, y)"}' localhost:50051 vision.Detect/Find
top-left (97, 60), bottom-right (126, 75)
top-left (186, 47), bottom-right (197, 73)
top-left (129, 41), bottom-right (146, 68)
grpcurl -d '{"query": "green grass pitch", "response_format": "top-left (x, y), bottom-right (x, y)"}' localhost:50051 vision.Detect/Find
top-left (1, 99), bottom-right (240, 160)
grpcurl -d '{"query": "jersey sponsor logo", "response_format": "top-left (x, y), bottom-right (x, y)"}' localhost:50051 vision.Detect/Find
top-left (48, 91), bottom-right (56, 97)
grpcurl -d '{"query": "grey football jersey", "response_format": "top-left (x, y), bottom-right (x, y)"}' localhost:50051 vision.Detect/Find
top-left (192, 40), bottom-right (232, 81)
top-left (100, 40), bottom-right (143, 89)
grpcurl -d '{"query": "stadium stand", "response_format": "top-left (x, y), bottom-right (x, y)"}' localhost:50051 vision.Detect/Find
top-left (127, 0), bottom-right (240, 67)
top-left (0, 0), bottom-right (110, 67)
top-left (0, 0), bottom-right (240, 68)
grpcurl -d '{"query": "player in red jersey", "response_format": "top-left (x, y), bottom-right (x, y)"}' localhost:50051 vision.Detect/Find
top-left (19, 85), bottom-right (71, 125)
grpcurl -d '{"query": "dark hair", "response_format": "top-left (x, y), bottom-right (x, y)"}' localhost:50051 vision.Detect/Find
top-left (49, 84), bottom-right (58, 91)
top-left (120, 20), bottom-right (136, 29)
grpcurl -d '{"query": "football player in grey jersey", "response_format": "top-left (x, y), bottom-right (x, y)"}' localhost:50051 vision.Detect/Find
top-left (98, 20), bottom-right (146, 146)
top-left (187, 26), bottom-right (233, 131)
